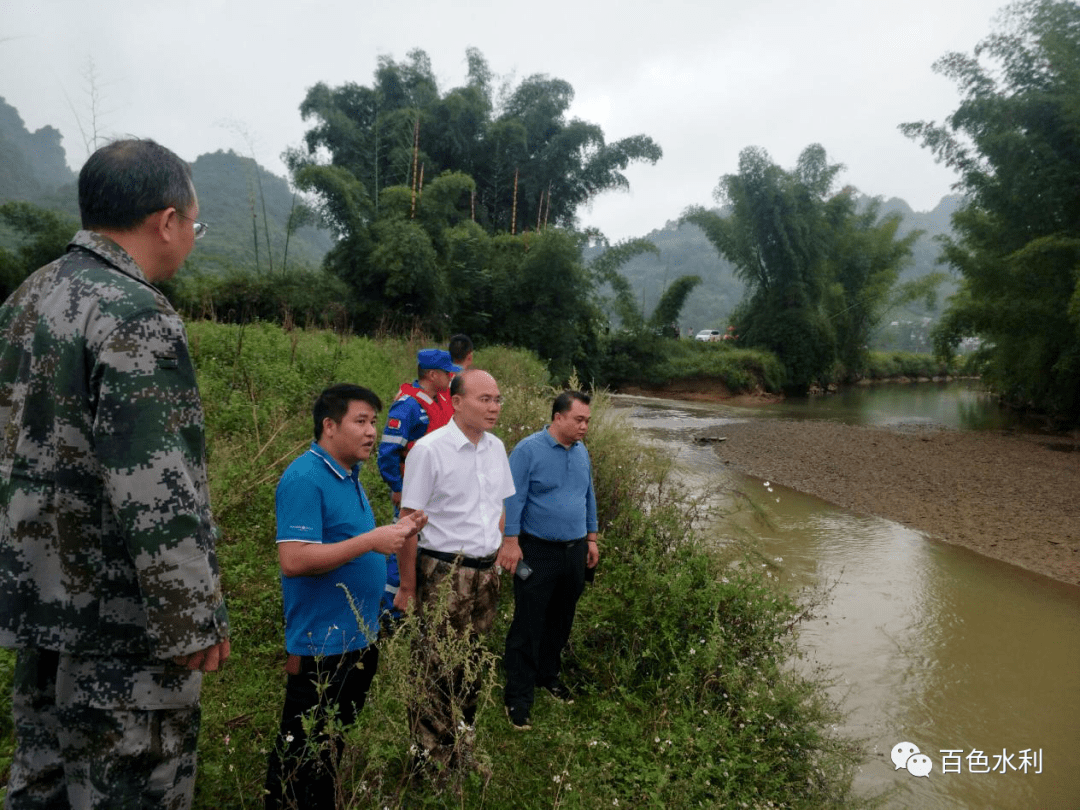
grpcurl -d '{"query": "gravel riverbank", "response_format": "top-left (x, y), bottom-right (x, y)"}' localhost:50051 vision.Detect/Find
top-left (703, 418), bottom-right (1080, 587)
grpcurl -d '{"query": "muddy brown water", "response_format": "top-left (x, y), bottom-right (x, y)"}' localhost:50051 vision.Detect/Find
top-left (612, 386), bottom-right (1080, 809)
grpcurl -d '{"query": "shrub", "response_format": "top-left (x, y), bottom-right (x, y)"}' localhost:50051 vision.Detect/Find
top-left (0, 323), bottom-right (860, 809)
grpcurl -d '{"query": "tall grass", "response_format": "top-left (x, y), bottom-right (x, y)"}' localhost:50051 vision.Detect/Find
top-left (862, 351), bottom-right (957, 381)
top-left (600, 332), bottom-right (787, 393)
top-left (0, 322), bottom-right (862, 808)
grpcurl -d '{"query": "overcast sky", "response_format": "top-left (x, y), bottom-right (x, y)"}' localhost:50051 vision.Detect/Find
top-left (3, 0), bottom-right (1004, 242)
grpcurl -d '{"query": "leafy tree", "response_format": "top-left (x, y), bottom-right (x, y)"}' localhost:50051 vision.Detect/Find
top-left (900, 0), bottom-right (1080, 418)
top-left (826, 200), bottom-right (923, 371)
top-left (0, 202), bottom-right (78, 299)
top-left (684, 145), bottom-right (845, 389)
top-left (648, 275), bottom-right (702, 336)
top-left (487, 229), bottom-right (603, 382)
top-left (588, 237), bottom-right (662, 330)
top-left (290, 48), bottom-right (662, 236)
top-left (286, 49), bottom-right (664, 378)
top-left (685, 145), bottom-right (921, 389)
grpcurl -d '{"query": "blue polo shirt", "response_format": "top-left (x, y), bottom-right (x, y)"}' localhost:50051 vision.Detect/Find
top-left (275, 442), bottom-right (383, 656)
top-left (503, 427), bottom-right (599, 541)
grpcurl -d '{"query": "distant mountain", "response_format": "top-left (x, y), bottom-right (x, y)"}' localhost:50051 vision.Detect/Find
top-left (591, 194), bottom-right (962, 337)
top-left (587, 219), bottom-right (744, 335)
top-left (0, 95), bottom-right (332, 275)
top-left (188, 150), bottom-right (332, 274)
top-left (0, 96), bottom-right (76, 206)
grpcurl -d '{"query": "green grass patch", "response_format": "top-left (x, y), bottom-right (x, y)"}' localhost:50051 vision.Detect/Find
top-left (600, 332), bottom-right (786, 393)
top-left (863, 351), bottom-right (957, 380)
top-left (0, 322), bottom-right (863, 808)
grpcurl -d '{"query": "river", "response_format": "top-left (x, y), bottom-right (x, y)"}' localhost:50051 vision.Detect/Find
top-left (611, 381), bottom-right (1080, 809)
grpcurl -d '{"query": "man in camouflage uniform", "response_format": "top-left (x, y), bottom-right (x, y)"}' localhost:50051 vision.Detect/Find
top-left (0, 139), bottom-right (230, 809)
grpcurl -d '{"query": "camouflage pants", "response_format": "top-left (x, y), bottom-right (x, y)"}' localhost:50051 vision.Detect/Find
top-left (408, 554), bottom-right (500, 771)
top-left (6, 648), bottom-right (201, 810)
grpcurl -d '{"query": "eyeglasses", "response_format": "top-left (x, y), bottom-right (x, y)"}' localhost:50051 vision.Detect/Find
top-left (475, 395), bottom-right (503, 406)
top-left (175, 211), bottom-right (209, 239)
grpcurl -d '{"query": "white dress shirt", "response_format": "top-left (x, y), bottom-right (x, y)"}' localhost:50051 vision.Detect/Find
top-left (401, 418), bottom-right (515, 558)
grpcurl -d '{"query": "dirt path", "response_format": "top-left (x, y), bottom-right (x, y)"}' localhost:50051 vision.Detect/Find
top-left (702, 419), bottom-right (1080, 586)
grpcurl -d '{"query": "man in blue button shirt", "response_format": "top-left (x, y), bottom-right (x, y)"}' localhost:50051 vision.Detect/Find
top-left (265, 384), bottom-right (426, 809)
top-left (498, 391), bottom-right (599, 730)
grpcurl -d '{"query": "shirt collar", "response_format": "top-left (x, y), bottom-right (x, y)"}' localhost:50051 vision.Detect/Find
top-left (308, 441), bottom-right (358, 480)
top-left (447, 415), bottom-right (492, 450)
top-left (68, 230), bottom-right (152, 285)
top-left (544, 425), bottom-right (577, 449)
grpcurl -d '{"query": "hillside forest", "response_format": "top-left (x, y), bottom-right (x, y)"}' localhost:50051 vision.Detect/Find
top-left (1, 0), bottom-right (1078, 419)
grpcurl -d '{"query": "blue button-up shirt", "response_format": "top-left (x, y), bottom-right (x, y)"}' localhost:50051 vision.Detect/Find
top-left (503, 427), bottom-right (598, 541)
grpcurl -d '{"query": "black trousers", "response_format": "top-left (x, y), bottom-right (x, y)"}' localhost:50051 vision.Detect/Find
top-left (503, 535), bottom-right (587, 710)
top-left (264, 646), bottom-right (378, 810)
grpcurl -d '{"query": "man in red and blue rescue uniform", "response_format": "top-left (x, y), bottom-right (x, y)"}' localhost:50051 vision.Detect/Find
top-left (376, 349), bottom-right (459, 620)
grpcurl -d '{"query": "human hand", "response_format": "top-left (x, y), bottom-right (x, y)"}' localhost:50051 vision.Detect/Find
top-left (496, 536), bottom-right (523, 576)
top-left (393, 585), bottom-right (415, 613)
top-left (398, 510), bottom-right (428, 537)
top-left (371, 524), bottom-right (409, 556)
top-left (173, 639), bottom-right (231, 672)
top-left (587, 539), bottom-right (599, 568)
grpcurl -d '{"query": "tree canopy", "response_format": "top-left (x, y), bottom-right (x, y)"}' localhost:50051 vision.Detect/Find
top-left (684, 145), bottom-right (920, 389)
top-left (0, 202), bottom-right (78, 299)
top-left (289, 48), bottom-right (662, 236)
top-left (900, 0), bottom-right (1080, 419)
top-left (283, 49), bottom-right (669, 381)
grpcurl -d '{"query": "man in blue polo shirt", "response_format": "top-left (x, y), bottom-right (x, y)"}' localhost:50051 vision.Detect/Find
top-left (497, 390), bottom-right (600, 731)
top-left (265, 384), bottom-right (427, 809)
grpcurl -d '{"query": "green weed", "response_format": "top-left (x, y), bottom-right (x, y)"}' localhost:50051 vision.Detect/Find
top-left (0, 323), bottom-right (863, 808)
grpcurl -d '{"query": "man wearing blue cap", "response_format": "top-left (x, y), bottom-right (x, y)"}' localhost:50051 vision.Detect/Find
top-left (377, 349), bottom-right (460, 620)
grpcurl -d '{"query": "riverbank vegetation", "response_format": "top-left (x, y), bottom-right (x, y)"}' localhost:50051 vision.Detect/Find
top-left (192, 322), bottom-right (864, 808)
top-left (901, 0), bottom-right (1080, 422)
top-left (0, 322), bottom-right (864, 807)
top-left (4, 1), bottom-right (1079, 422)
top-left (597, 327), bottom-right (957, 396)
top-left (683, 146), bottom-right (939, 394)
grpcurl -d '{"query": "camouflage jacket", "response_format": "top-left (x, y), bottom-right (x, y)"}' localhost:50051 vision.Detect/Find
top-left (0, 231), bottom-right (229, 660)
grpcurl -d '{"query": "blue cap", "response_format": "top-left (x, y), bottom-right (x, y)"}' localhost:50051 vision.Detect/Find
top-left (417, 349), bottom-right (461, 373)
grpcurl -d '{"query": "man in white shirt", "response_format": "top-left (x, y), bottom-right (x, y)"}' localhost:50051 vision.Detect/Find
top-left (395, 368), bottom-right (515, 773)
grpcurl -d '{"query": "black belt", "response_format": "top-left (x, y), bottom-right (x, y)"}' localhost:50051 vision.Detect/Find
top-left (418, 547), bottom-right (498, 570)
top-left (520, 532), bottom-right (585, 545)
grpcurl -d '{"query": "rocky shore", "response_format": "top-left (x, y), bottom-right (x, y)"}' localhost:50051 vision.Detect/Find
top-left (704, 418), bottom-right (1080, 587)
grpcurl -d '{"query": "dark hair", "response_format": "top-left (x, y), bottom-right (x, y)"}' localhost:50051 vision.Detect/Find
top-left (313, 384), bottom-right (382, 440)
top-left (449, 371), bottom-right (466, 398)
top-left (79, 138), bottom-right (196, 231)
top-left (552, 390), bottom-right (591, 420)
top-left (449, 368), bottom-right (483, 398)
top-left (448, 334), bottom-right (473, 364)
